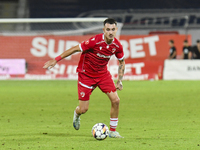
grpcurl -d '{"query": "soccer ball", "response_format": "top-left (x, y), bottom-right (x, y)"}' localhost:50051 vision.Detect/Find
top-left (92, 123), bottom-right (109, 140)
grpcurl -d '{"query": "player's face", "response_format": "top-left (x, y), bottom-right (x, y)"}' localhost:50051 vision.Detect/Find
top-left (103, 23), bottom-right (118, 43)
top-left (183, 42), bottom-right (188, 47)
top-left (168, 42), bottom-right (172, 47)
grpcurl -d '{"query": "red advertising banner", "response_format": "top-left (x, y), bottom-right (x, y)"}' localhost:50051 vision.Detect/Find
top-left (0, 34), bottom-right (190, 80)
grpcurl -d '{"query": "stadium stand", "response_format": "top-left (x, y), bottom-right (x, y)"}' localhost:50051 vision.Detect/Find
top-left (0, 0), bottom-right (18, 30)
top-left (28, 0), bottom-right (81, 18)
top-left (0, 0), bottom-right (18, 18)
top-left (27, 0), bottom-right (200, 30)
top-left (0, 0), bottom-right (28, 31)
top-left (0, 0), bottom-right (198, 43)
top-left (0, 0), bottom-right (199, 38)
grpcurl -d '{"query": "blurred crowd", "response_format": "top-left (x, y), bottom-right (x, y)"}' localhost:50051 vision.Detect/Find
top-left (168, 39), bottom-right (200, 59)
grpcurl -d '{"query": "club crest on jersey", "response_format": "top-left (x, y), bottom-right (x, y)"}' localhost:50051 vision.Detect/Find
top-left (80, 92), bottom-right (85, 97)
top-left (112, 48), bottom-right (116, 53)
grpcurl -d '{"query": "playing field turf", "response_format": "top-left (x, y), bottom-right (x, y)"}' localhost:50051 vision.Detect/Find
top-left (0, 80), bottom-right (200, 150)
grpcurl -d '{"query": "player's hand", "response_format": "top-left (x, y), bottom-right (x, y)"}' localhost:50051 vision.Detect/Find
top-left (43, 59), bottom-right (57, 69)
top-left (116, 80), bottom-right (123, 91)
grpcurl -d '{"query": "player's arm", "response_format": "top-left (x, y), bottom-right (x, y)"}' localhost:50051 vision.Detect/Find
top-left (116, 58), bottom-right (125, 91)
top-left (171, 51), bottom-right (177, 59)
top-left (43, 45), bottom-right (81, 69)
top-left (181, 51), bottom-right (184, 59)
top-left (188, 47), bottom-right (193, 59)
top-left (188, 51), bottom-right (192, 59)
top-left (169, 51), bottom-right (177, 59)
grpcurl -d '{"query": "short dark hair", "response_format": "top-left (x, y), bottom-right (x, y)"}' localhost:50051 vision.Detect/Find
top-left (169, 39), bottom-right (174, 44)
top-left (104, 18), bottom-right (117, 26)
top-left (184, 39), bottom-right (188, 43)
top-left (197, 39), bottom-right (200, 43)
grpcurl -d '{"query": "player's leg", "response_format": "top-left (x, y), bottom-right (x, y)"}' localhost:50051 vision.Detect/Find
top-left (106, 91), bottom-right (123, 138)
top-left (75, 100), bottom-right (89, 115)
top-left (98, 72), bottom-right (123, 138)
top-left (73, 72), bottom-right (96, 130)
top-left (107, 91), bottom-right (119, 118)
top-left (73, 100), bottom-right (89, 130)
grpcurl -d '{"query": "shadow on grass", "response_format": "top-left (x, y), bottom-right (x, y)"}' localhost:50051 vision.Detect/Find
top-left (42, 132), bottom-right (91, 138)
top-left (2, 132), bottom-right (90, 138)
top-left (3, 132), bottom-right (114, 142)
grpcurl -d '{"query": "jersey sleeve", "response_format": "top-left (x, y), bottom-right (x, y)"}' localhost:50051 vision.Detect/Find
top-left (174, 47), bottom-right (177, 52)
top-left (79, 36), bottom-right (96, 52)
top-left (115, 44), bottom-right (124, 60)
top-left (189, 46), bottom-right (192, 52)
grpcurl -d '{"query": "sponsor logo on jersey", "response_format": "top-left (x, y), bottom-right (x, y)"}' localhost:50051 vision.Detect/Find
top-left (97, 53), bottom-right (111, 59)
top-left (99, 47), bottom-right (102, 50)
top-left (91, 38), bottom-right (95, 41)
top-left (96, 41), bottom-right (104, 45)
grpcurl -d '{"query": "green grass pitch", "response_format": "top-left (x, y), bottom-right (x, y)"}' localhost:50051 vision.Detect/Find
top-left (0, 80), bottom-right (200, 150)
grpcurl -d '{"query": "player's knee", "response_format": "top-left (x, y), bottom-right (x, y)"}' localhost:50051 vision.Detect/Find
top-left (111, 97), bottom-right (120, 106)
top-left (80, 107), bottom-right (88, 114)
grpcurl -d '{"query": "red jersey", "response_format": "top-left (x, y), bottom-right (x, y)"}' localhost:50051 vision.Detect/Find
top-left (77, 33), bottom-right (124, 77)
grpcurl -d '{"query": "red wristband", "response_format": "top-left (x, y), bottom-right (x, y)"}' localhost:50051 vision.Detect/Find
top-left (55, 55), bottom-right (62, 62)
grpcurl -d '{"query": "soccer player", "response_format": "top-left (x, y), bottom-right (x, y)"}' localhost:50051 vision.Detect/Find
top-left (168, 39), bottom-right (177, 59)
top-left (43, 18), bottom-right (125, 138)
top-left (192, 39), bottom-right (200, 59)
top-left (181, 39), bottom-right (192, 59)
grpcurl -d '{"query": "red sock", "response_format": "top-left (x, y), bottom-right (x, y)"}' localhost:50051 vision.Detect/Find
top-left (110, 118), bottom-right (118, 131)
